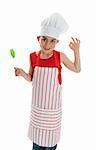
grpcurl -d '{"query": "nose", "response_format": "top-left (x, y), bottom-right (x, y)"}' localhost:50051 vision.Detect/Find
top-left (44, 41), bottom-right (50, 49)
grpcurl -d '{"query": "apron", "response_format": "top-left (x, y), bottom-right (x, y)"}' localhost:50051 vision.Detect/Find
top-left (28, 50), bottom-right (62, 147)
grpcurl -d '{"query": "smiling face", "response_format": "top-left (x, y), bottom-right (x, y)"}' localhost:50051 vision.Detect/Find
top-left (37, 36), bottom-right (59, 52)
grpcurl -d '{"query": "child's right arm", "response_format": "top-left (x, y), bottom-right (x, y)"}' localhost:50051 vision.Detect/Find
top-left (14, 64), bottom-right (33, 82)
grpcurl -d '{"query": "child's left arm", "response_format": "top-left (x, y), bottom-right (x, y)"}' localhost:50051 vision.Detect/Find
top-left (60, 37), bottom-right (81, 72)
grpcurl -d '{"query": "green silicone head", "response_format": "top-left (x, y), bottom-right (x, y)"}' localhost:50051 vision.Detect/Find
top-left (10, 49), bottom-right (15, 58)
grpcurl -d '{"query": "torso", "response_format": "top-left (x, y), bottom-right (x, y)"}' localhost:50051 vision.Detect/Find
top-left (30, 49), bottom-right (62, 85)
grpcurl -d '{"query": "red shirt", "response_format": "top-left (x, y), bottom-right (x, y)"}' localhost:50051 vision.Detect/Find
top-left (30, 50), bottom-right (62, 85)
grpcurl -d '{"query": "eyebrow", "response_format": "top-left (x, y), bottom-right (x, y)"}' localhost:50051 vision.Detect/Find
top-left (42, 36), bottom-right (56, 41)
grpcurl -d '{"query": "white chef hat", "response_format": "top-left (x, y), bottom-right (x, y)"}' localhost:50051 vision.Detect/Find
top-left (40, 13), bottom-right (69, 39)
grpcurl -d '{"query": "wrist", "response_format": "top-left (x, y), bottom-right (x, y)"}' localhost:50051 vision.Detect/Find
top-left (74, 49), bottom-right (80, 54)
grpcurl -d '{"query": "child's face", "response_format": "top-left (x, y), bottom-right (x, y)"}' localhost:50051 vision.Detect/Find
top-left (37, 36), bottom-right (59, 51)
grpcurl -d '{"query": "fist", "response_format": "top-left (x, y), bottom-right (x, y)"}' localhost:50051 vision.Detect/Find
top-left (14, 67), bottom-right (23, 76)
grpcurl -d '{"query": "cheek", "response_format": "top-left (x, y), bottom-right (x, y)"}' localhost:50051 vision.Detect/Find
top-left (39, 41), bottom-right (44, 47)
top-left (51, 43), bottom-right (56, 48)
top-left (39, 41), bottom-right (45, 47)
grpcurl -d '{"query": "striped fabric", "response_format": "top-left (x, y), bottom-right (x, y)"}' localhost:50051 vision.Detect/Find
top-left (28, 58), bottom-right (62, 147)
top-left (31, 104), bottom-right (62, 130)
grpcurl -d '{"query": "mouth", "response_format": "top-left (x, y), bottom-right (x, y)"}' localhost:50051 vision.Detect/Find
top-left (43, 47), bottom-right (50, 50)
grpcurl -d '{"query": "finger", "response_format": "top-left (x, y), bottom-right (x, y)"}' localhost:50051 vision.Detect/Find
top-left (14, 67), bottom-right (18, 70)
top-left (15, 70), bottom-right (20, 76)
top-left (69, 43), bottom-right (72, 48)
top-left (69, 42), bottom-right (73, 46)
top-left (75, 38), bottom-right (80, 43)
top-left (75, 38), bottom-right (78, 42)
top-left (15, 70), bottom-right (17, 75)
top-left (78, 39), bottom-right (80, 43)
top-left (71, 37), bottom-right (75, 42)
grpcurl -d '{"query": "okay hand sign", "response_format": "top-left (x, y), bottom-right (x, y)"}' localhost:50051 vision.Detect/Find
top-left (69, 37), bottom-right (80, 52)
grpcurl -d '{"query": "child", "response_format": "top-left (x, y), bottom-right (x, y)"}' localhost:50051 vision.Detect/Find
top-left (14, 13), bottom-right (81, 150)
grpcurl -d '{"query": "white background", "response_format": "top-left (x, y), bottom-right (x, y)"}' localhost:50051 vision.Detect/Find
top-left (0, 0), bottom-right (96, 150)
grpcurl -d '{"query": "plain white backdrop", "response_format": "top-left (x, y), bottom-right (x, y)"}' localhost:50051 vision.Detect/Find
top-left (0, 0), bottom-right (96, 150)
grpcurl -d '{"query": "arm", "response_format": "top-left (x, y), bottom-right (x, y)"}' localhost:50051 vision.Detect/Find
top-left (14, 62), bottom-right (33, 82)
top-left (61, 37), bottom-right (81, 73)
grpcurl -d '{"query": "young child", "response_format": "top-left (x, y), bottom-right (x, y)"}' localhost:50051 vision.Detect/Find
top-left (14, 13), bottom-right (81, 150)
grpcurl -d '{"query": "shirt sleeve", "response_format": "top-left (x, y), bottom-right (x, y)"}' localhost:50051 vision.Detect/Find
top-left (29, 53), bottom-right (33, 67)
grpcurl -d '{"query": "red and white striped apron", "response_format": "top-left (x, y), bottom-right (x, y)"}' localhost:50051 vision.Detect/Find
top-left (28, 50), bottom-right (62, 147)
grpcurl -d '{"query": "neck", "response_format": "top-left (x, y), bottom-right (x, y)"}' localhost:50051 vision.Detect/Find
top-left (41, 50), bottom-right (53, 56)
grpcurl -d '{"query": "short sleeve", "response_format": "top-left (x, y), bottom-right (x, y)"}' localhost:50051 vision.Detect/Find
top-left (30, 53), bottom-right (33, 67)
top-left (29, 52), bottom-right (37, 68)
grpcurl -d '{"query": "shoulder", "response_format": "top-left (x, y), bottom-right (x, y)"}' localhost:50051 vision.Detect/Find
top-left (36, 51), bottom-right (39, 56)
top-left (60, 51), bottom-right (68, 64)
top-left (31, 51), bottom-right (39, 56)
top-left (30, 51), bottom-right (36, 56)
top-left (30, 51), bottom-right (38, 66)
top-left (54, 50), bottom-right (63, 63)
top-left (30, 51), bottom-right (39, 57)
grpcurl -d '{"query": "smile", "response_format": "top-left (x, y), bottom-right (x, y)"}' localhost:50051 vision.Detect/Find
top-left (43, 47), bottom-right (50, 50)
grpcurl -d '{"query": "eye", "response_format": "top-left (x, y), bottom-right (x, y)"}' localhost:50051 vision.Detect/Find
top-left (42, 38), bottom-right (46, 41)
top-left (51, 40), bottom-right (55, 42)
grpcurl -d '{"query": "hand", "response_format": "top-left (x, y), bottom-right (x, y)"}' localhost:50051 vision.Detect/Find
top-left (69, 37), bottom-right (80, 52)
top-left (14, 67), bottom-right (23, 76)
